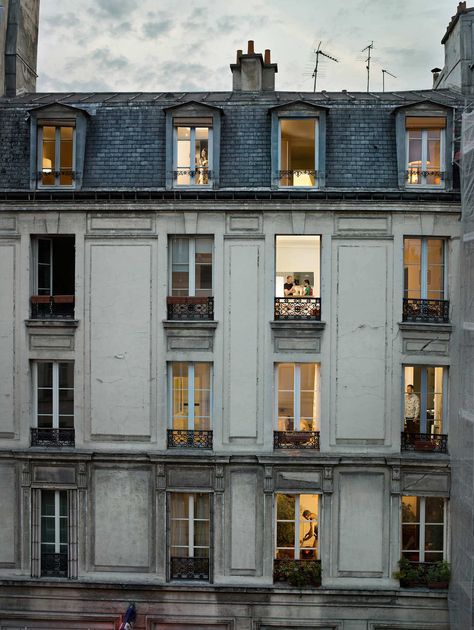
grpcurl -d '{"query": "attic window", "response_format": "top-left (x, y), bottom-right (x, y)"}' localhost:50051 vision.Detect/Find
top-left (279, 119), bottom-right (318, 187)
top-left (38, 121), bottom-right (75, 187)
top-left (406, 116), bottom-right (445, 187)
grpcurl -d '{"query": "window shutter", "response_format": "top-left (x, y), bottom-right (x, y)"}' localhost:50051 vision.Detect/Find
top-left (173, 117), bottom-right (213, 127)
top-left (405, 116), bottom-right (446, 129)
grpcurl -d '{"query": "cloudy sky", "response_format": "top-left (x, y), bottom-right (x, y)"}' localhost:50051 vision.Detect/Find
top-left (37, 0), bottom-right (454, 94)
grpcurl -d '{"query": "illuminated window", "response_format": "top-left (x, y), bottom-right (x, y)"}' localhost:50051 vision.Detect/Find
top-left (276, 363), bottom-right (320, 432)
top-left (401, 496), bottom-right (446, 563)
top-left (279, 119), bottom-right (318, 187)
top-left (38, 124), bottom-right (75, 187)
top-left (169, 493), bottom-right (210, 580)
top-left (403, 366), bottom-right (445, 435)
top-left (174, 124), bottom-right (212, 186)
top-left (170, 236), bottom-right (212, 297)
top-left (170, 362), bottom-right (211, 431)
top-left (406, 117), bottom-right (445, 187)
top-left (403, 237), bottom-right (445, 301)
top-left (275, 235), bottom-right (320, 298)
top-left (275, 494), bottom-right (319, 560)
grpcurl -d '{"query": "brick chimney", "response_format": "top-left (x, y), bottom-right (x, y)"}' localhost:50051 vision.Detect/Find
top-left (434, 2), bottom-right (474, 93)
top-left (230, 40), bottom-right (278, 91)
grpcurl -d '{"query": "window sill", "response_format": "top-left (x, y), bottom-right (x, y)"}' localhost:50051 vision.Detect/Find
top-left (398, 322), bottom-right (452, 332)
top-left (26, 319), bottom-right (79, 328)
top-left (271, 320), bottom-right (326, 330)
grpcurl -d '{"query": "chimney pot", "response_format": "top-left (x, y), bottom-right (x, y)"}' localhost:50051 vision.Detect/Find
top-left (458, 1), bottom-right (466, 14)
top-left (264, 49), bottom-right (271, 64)
top-left (247, 40), bottom-right (255, 55)
top-left (237, 49), bottom-right (242, 62)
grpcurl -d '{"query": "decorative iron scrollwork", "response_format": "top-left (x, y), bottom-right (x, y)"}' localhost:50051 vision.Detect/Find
top-left (274, 431), bottom-right (320, 450)
top-left (167, 296), bottom-right (214, 320)
top-left (401, 431), bottom-right (448, 453)
top-left (41, 552), bottom-right (68, 577)
top-left (167, 430), bottom-right (213, 449)
top-left (31, 428), bottom-right (75, 447)
top-left (170, 556), bottom-right (209, 580)
top-left (402, 298), bottom-right (449, 323)
top-left (30, 295), bottom-right (75, 319)
top-left (274, 297), bottom-right (321, 321)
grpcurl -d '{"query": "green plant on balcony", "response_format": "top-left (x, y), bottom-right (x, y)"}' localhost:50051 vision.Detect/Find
top-left (426, 561), bottom-right (450, 589)
top-left (274, 559), bottom-right (321, 587)
top-left (393, 557), bottom-right (425, 587)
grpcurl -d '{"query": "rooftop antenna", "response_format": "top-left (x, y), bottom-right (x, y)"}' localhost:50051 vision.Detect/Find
top-left (361, 41), bottom-right (374, 92)
top-left (312, 41), bottom-right (339, 92)
top-left (382, 68), bottom-right (397, 92)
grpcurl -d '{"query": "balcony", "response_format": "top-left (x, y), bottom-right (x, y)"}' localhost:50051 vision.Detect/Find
top-left (31, 428), bottom-right (75, 447)
top-left (278, 169), bottom-right (318, 187)
top-left (31, 295), bottom-right (75, 319)
top-left (167, 296), bottom-right (214, 321)
top-left (274, 297), bottom-right (321, 321)
top-left (167, 429), bottom-right (213, 449)
top-left (170, 556), bottom-right (209, 580)
top-left (401, 432), bottom-right (448, 454)
top-left (41, 552), bottom-right (68, 578)
top-left (402, 298), bottom-right (449, 324)
top-left (273, 558), bottom-right (321, 587)
top-left (274, 431), bottom-right (320, 450)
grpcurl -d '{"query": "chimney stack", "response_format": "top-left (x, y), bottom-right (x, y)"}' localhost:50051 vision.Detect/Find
top-left (431, 67), bottom-right (442, 87)
top-left (434, 2), bottom-right (474, 93)
top-left (230, 40), bottom-right (278, 91)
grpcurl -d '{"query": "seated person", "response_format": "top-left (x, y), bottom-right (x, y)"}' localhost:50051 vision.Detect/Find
top-left (284, 275), bottom-right (295, 296)
top-left (304, 279), bottom-right (313, 296)
top-left (292, 279), bottom-right (305, 296)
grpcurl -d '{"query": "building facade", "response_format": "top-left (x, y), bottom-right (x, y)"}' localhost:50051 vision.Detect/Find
top-left (0, 3), bottom-right (472, 630)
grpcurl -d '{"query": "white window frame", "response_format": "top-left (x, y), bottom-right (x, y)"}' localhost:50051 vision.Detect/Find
top-left (168, 362), bottom-right (212, 430)
top-left (37, 124), bottom-right (76, 189)
top-left (401, 496), bottom-right (448, 562)
top-left (404, 237), bottom-right (447, 300)
top-left (173, 125), bottom-right (213, 188)
top-left (32, 237), bottom-right (53, 295)
top-left (274, 493), bottom-right (320, 560)
top-left (278, 118), bottom-right (319, 189)
top-left (169, 236), bottom-right (213, 297)
top-left (168, 492), bottom-right (211, 559)
top-left (402, 365), bottom-right (447, 434)
top-left (33, 361), bottom-right (74, 429)
top-left (275, 363), bottom-right (320, 431)
top-left (405, 127), bottom-right (445, 188)
top-left (41, 489), bottom-right (68, 555)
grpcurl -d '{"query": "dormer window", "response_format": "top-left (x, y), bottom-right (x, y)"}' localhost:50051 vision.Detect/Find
top-left (279, 119), bottom-right (318, 187)
top-left (406, 116), bottom-right (445, 187)
top-left (174, 122), bottom-right (212, 186)
top-left (38, 123), bottom-right (75, 187)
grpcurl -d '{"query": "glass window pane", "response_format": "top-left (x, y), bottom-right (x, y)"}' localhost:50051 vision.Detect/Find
top-left (60, 127), bottom-right (73, 185)
top-left (176, 127), bottom-right (191, 185)
top-left (195, 128), bottom-right (209, 185)
top-left (404, 238), bottom-right (421, 298)
top-left (194, 521), bottom-right (209, 547)
top-left (171, 493), bottom-right (189, 518)
top-left (280, 119), bottom-right (315, 187)
top-left (172, 362), bottom-right (189, 429)
top-left (402, 496), bottom-right (420, 523)
top-left (402, 524), bottom-right (419, 550)
top-left (195, 237), bottom-right (212, 296)
top-left (277, 494), bottom-right (295, 520)
top-left (299, 522), bottom-right (318, 552)
top-left (425, 497), bottom-right (444, 523)
top-left (38, 415), bottom-right (53, 428)
top-left (42, 126), bottom-right (56, 186)
top-left (425, 524), bottom-right (444, 552)
top-left (171, 238), bottom-right (189, 296)
top-left (195, 493), bottom-right (209, 519)
top-left (59, 363), bottom-right (74, 388)
top-left (37, 363), bottom-right (53, 388)
top-left (38, 239), bottom-right (51, 265)
top-left (300, 495), bottom-right (318, 519)
top-left (427, 239), bottom-right (444, 299)
top-left (59, 518), bottom-right (68, 544)
top-left (276, 522), bottom-right (295, 548)
top-left (41, 518), bottom-right (56, 544)
top-left (41, 491), bottom-right (55, 516)
top-left (170, 520), bottom-right (189, 547)
top-left (407, 131), bottom-right (422, 184)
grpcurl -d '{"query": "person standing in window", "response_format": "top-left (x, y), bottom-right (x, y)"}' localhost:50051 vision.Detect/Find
top-left (301, 509), bottom-right (318, 550)
top-left (284, 275), bottom-right (295, 296)
top-left (405, 384), bottom-right (420, 433)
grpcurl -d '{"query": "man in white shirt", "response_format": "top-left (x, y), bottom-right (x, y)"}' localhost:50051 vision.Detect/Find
top-left (405, 384), bottom-right (420, 433)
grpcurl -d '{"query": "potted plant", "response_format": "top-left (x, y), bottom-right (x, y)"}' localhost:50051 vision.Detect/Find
top-left (426, 561), bottom-right (450, 589)
top-left (274, 559), bottom-right (321, 587)
top-left (393, 557), bottom-right (424, 588)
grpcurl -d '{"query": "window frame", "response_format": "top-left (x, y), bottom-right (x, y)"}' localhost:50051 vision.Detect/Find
top-left (401, 496), bottom-right (448, 563)
top-left (37, 122), bottom-right (76, 189)
top-left (402, 365), bottom-right (448, 434)
top-left (403, 237), bottom-right (448, 301)
top-left (168, 235), bottom-right (213, 298)
top-left (277, 117), bottom-right (319, 189)
top-left (32, 361), bottom-right (74, 430)
top-left (274, 492), bottom-right (320, 560)
top-left (172, 125), bottom-right (213, 188)
top-left (41, 489), bottom-right (68, 556)
top-left (168, 362), bottom-right (213, 431)
top-left (274, 362), bottom-right (320, 432)
top-left (405, 125), bottom-right (445, 188)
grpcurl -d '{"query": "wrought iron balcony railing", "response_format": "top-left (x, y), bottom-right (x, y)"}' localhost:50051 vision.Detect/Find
top-left (170, 556), bottom-right (209, 580)
top-left (41, 552), bottom-right (68, 578)
top-left (167, 429), bottom-right (213, 449)
top-left (405, 168), bottom-right (445, 184)
top-left (274, 431), bottom-right (320, 450)
top-left (30, 295), bottom-right (75, 319)
top-left (401, 431), bottom-right (448, 453)
top-left (278, 169), bottom-right (318, 186)
top-left (274, 297), bottom-right (321, 321)
top-left (167, 296), bottom-right (214, 321)
top-left (402, 298), bottom-right (449, 323)
top-left (31, 428), bottom-right (75, 447)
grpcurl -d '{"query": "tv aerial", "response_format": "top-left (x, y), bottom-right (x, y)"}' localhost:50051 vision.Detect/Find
top-left (361, 41), bottom-right (374, 92)
top-left (312, 41), bottom-right (339, 92)
top-left (382, 68), bottom-right (397, 92)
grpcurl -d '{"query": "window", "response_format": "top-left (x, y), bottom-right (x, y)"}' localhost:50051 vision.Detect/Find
top-left (169, 492), bottom-right (210, 580)
top-left (403, 237), bottom-right (448, 323)
top-left (275, 494), bottom-right (319, 560)
top-left (401, 496), bottom-right (447, 563)
top-left (274, 235), bottom-right (321, 320)
top-left (38, 124), bottom-right (75, 187)
top-left (406, 117), bottom-right (445, 187)
top-left (31, 236), bottom-right (75, 319)
top-left (276, 363), bottom-right (320, 432)
top-left (403, 366), bottom-right (445, 435)
top-left (174, 124), bottom-right (212, 186)
top-left (170, 236), bottom-right (212, 297)
top-left (279, 119), bottom-right (318, 187)
top-left (32, 362), bottom-right (74, 446)
top-left (168, 362), bottom-right (212, 448)
top-left (40, 490), bottom-right (68, 577)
